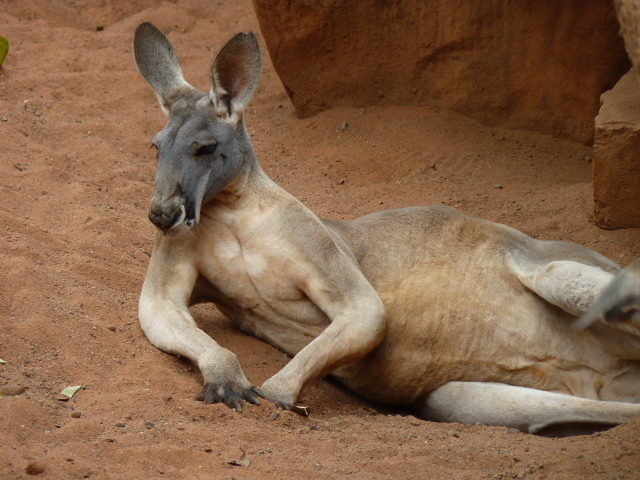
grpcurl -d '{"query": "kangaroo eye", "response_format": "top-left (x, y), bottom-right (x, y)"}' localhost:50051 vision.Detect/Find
top-left (195, 144), bottom-right (217, 157)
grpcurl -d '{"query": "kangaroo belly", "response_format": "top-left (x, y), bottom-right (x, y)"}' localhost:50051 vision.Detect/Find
top-left (333, 281), bottom-right (630, 405)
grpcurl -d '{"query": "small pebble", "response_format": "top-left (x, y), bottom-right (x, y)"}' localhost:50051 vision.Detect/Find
top-left (25, 462), bottom-right (46, 475)
top-left (144, 421), bottom-right (155, 429)
top-left (70, 411), bottom-right (82, 419)
top-left (407, 417), bottom-right (422, 426)
top-left (107, 326), bottom-right (117, 332)
top-left (493, 184), bottom-right (504, 189)
top-left (2, 385), bottom-right (26, 396)
top-left (115, 423), bottom-right (126, 428)
top-left (268, 412), bottom-right (280, 421)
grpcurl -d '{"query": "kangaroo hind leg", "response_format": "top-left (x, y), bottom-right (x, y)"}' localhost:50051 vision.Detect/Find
top-left (418, 382), bottom-right (640, 435)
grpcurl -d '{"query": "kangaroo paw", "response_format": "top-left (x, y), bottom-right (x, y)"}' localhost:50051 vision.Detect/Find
top-left (197, 383), bottom-right (265, 411)
top-left (576, 259), bottom-right (640, 331)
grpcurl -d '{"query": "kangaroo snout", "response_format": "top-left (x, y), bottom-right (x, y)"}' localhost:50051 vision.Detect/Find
top-left (148, 195), bottom-right (186, 232)
top-left (148, 204), bottom-right (185, 231)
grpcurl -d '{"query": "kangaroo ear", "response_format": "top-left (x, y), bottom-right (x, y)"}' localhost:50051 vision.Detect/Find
top-left (210, 32), bottom-right (261, 119)
top-left (134, 22), bottom-right (193, 112)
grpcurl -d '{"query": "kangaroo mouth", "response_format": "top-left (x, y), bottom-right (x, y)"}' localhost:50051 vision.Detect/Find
top-left (168, 205), bottom-right (187, 229)
top-left (148, 185), bottom-right (203, 235)
top-left (149, 203), bottom-right (189, 235)
top-left (162, 203), bottom-right (199, 237)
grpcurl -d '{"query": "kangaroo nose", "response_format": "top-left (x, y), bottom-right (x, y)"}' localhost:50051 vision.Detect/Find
top-left (148, 205), bottom-right (185, 231)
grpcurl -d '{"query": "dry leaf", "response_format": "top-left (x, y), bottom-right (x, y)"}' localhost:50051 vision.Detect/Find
top-left (59, 385), bottom-right (83, 400)
top-left (290, 404), bottom-right (310, 417)
top-left (228, 448), bottom-right (251, 467)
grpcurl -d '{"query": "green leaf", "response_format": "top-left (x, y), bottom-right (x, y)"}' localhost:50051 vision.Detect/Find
top-left (0, 36), bottom-right (9, 67)
top-left (60, 385), bottom-right (83, 398)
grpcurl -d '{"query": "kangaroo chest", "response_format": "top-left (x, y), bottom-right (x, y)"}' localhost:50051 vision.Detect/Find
top-left (194, 226), bottom-right (329, 355)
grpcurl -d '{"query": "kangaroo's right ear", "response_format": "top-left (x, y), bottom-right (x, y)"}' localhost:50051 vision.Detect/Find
top-left (133, 22), bottom-right (193, 112)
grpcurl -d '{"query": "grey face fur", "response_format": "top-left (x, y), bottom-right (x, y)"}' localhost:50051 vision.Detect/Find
top-left (133, 22), bottom-right (261, 232)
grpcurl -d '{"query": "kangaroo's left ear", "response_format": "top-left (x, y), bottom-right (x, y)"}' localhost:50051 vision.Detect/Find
top-left (210, 32), bottom-right (262, 120)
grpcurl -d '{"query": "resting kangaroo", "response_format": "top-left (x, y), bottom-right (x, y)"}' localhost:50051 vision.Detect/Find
top-left (134, 23), bottom-right (640, 434)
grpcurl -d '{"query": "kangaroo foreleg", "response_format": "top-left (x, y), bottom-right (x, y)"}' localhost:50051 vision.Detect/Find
top-left (139, 294), bottom-right (263, 410)
top-left (260, 274), bottom-right (386, 409)
top-left (514, 260), bottom-right (615, 317)
top-left (576, 258), bottom-right (640, 329)
top-left (139, 248), bottom-right (263, 411)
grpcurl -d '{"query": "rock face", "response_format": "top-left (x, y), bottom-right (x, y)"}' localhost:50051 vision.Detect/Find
top-left (252, 0), bottom-right (628, 144)
top-left (593, 71), bottom-right (640, 229)
top-left (615, 0), bottom-right (640, 82)
top-left (591, 0), bottom-right (640, 229)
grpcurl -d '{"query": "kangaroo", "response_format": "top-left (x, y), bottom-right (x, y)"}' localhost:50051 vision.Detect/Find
top-left (134, 22), bottom-right (640, 434)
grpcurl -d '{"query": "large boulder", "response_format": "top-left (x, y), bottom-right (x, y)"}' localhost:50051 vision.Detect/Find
top-left (252, 0), bottom-right (628, 144)
top-left (593, 70), bottom-right (640, 229)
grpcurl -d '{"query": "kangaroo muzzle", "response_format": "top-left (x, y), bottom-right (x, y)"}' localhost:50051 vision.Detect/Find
top-left (148, 193), bottom-right (186, 232)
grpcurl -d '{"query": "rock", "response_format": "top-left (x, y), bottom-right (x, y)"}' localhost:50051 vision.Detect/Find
top-left (407, 416), bottom-right (422, 426)
top-left (253, 0), bottom-right (628, 144)
top-left (593, 70), bottom-right (640, 228)
top-left (615, 0), bottom-right (640, 84)
top-left (2, 385), bottom-right (26, 396)
top-left (25, 462), bottom-right (46, 476)
top-left (268, 411), bottom-right (280, 421)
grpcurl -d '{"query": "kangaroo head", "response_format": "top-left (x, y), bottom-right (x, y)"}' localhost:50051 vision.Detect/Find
top-left (133, 22), bottom-right (261, 233)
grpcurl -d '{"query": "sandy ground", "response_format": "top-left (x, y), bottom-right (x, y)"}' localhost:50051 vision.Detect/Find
top-left (1, 1), bottom-right (639, 479)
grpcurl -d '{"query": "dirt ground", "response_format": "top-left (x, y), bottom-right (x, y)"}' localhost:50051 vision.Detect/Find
top-left (1, 1), bottom-right (639, 479)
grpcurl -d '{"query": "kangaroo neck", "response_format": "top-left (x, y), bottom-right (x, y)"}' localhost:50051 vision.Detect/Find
top-left (208, 155), bottom-right (287, 213)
